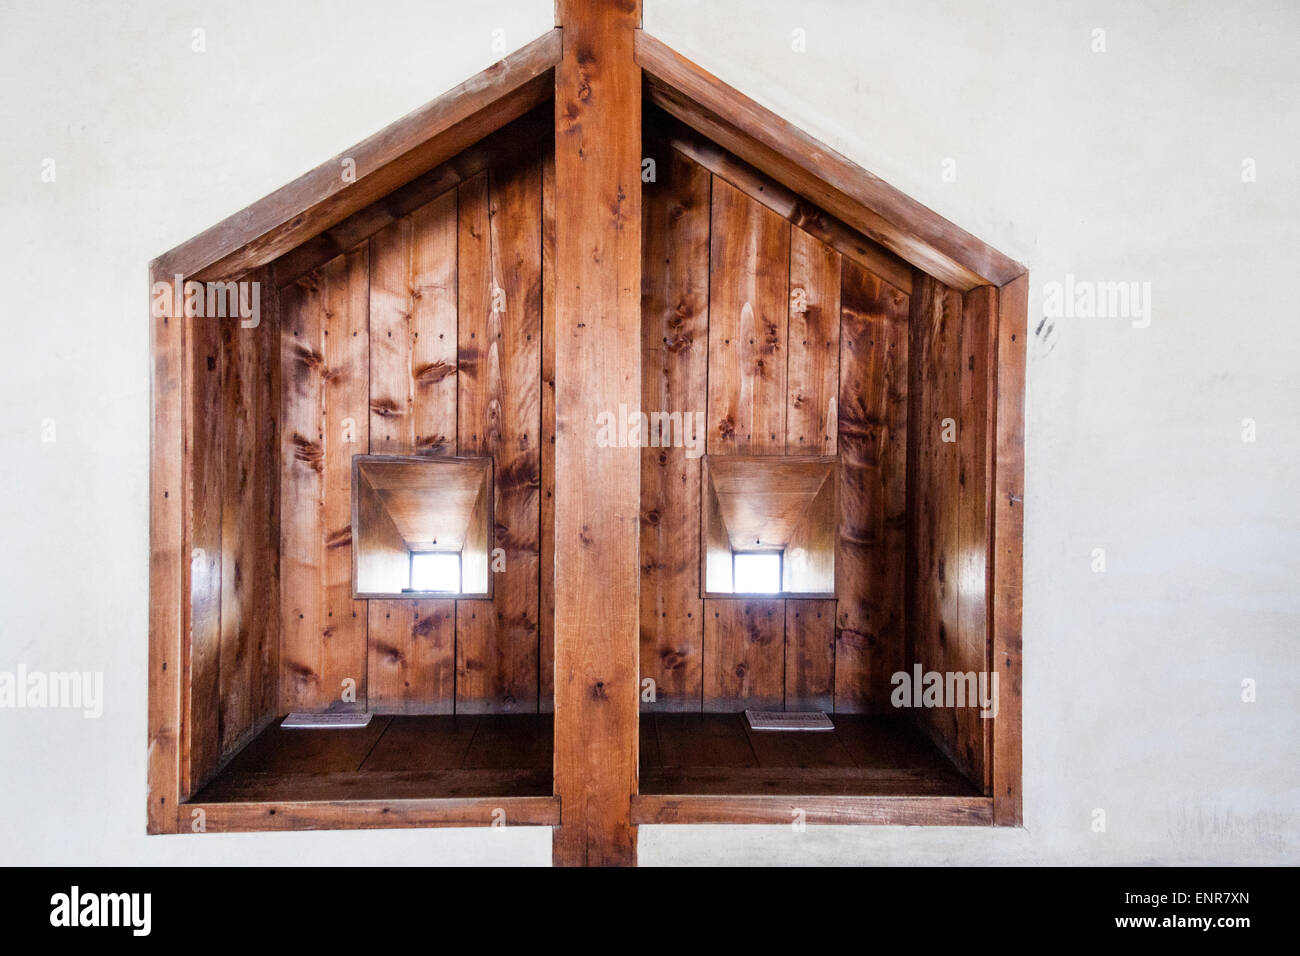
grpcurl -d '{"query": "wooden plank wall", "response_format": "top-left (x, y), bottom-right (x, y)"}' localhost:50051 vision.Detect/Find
top-left (277, 148), bottom-right (547, 717)
top-left (639, 127), bottom-right (912, 714)
top-left (836, 261), bottom-right (910, 714)
top-left (184, 268), bottom-right (281, 794)
top-left (904, 273), bottom-right (992, 785)
top-left (639, 146), bottom-right (709, 711)
top-left (455, 158), bottom-right (542, 714)
top-left (366, 192), bottom-right (458, 714)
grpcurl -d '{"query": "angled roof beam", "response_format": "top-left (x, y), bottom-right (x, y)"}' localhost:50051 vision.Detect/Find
top-left (153, 28), bottom-right (563, 282)
top-left (635, 31), bottom-right (1024, 291)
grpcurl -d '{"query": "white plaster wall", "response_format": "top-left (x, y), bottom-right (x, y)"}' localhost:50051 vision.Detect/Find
top-left (0, 0), bottom-right (1295, 865)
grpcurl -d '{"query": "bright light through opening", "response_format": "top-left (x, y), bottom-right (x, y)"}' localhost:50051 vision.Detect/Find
top-left (733, 552), bottom-right (781, 594)
top-left (410, 552), bottom-right (461, 592)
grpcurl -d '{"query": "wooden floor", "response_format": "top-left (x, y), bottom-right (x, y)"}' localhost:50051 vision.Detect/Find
top-left (193, 715), bottom-right (553, 803)
top-left (194, 712), bottom-right (977, 805)
top-left (639, 714), bottom-right (981, 797)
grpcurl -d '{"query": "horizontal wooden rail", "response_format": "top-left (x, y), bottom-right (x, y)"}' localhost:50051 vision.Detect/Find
top-left (184, 796), bottom-right (561, 832)
top-left (632, 794), bottom-right (993, 826)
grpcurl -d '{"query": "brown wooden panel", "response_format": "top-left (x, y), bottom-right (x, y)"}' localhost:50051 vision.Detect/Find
top-left (322, 247), bottom-right (370, 713)
top-left (186, 314), bottom-right (223, 791)
top-left (366, 191), bottom-right (458, 713)
top-left (148, 264), bottom-right (185, 830)
top-left (539, 145), bottom-right (556, 713)
top-left (703, 600), bottom-right (784, 712)
top-left (958, 285), bottom-right (996, 789)
top-left (786, 227), bottom-right (841, 455)
top-left (835, 259), bottom-right (909, 713)
top-left (191, 795), bottom-right (561, 831)
top-left (251, 270), bottom-right (282, 733)
top-left (705, 177), bottom-right (789, 710)
top-left (279, 274), bottom-right (325, 713)
top-left (279, 246), bottom-right (369, 713)
top-left (219, 312), bottom-right (256, 758)
top-left (631, 794), bottom-right (991, 825)
top-left (367, 602), bottom-right (456, 715)
top-left (640, 145), bottom-right (710, 712)
top-left (907, 275), bottom-right (983, 778)
top-left (992, 275), bottom-right (1027, 825)
top-left (181, 271), bottom-right (280, 800)
top-left (784, 599), bottom-right (835, 712)
top-left (456, 159), bottom-right (542, 713)
top-left (706, 176), bottom-right (789, 454)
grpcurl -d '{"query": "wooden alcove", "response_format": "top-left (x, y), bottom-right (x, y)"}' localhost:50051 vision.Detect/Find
top-left (149, 2), bottom-right (1024, 863)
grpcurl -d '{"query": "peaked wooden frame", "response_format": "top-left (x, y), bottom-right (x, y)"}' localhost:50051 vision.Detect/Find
top-left (148, 0), bottom-right (1025, 864)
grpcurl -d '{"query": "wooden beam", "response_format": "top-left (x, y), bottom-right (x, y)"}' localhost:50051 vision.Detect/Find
top-left (552, 0), bottom-right (642, 867)
top-left (153, 29), bottom-right (563, 283)
top-left (189, 795), bottom-right (561, 832)
top-left (991, 274), bottom-right (1026, 825)
top-left (631, 794), bottom-right (993, 826)
top-left (147, 264), bottom-right (185, 833)
top-left (635, 31), bottom-right (1024, 291)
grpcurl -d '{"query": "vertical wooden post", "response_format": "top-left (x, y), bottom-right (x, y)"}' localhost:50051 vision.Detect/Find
top-left (551, 0), bottom-right (642, 866)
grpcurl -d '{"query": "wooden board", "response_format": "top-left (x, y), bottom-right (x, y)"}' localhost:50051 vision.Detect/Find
top-left (705, 177), bottom-right (789, 712)
top-left (835, 259), bottom-right (910, 713)
top-left (552, 0), bottom-right (642, 867)
top-left (366, 192), bottom-right (458, 713)
top-left (705, 177), bottom-right (789, 455)
top-left (906, 274), bottom-right (991, 784)
top-left (367, 603), bottom-right (456, 715)
top-left (185, 313), bottom-right (223, 791)
top-left (455, 158), bottom-right (542, 713)
top-left (702, 600), bottom-right (784, 712)
top-left (219, 303), bottom-right (260, 759)
top-left (632, 794), bottom-right (991, 826)
top-left (640, 145), bottom-right (710, 712)
top-left (784, 599), bottom-right (835, 712)
top-left (992, 275), bottom-right (1027, 825)
top-left (959, 284), bottom-right (996, 791)
top-left (181, 270), bottom-right (282, 793)
top-left (539, 147), bottom-right (556, 713)
top-left (279, 245), bottom-right (370, 713)
top-left (786, 226), bottom-right (841, 455)
top-left (252, 271), bottom-right (283, 740)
